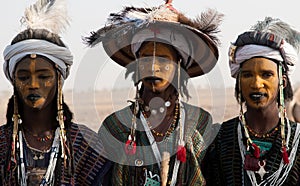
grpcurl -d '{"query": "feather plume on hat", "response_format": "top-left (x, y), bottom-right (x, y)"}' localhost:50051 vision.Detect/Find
top-left (4, 0), bottom-right (73, 82)
top-left (86, 5), bottom-right (222, 47)
top-left (229, 17), bottom-right (300, 78)
top-left (251, 17), bottom-right (300, 52)
top-left (21, 0), bottom-right (70, 35)
top-left (84, 2), bottom-right (223, 77)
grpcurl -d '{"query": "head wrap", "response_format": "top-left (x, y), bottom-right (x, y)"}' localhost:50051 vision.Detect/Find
top-left (228, 17), bottom-right (300, 78)
top-left (2, 0), bottom-right (72, 84)
top-left (3, 39), bottom-right (73, 83)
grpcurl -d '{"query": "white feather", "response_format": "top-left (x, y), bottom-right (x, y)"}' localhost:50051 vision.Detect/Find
top-left (107, 4), bottom-right (178, 27)
top-left (21, 0), bottom-right (70, 35)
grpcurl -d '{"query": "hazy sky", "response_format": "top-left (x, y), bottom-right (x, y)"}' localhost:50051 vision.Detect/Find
top-left (1, 0), bottom-right (300, 93)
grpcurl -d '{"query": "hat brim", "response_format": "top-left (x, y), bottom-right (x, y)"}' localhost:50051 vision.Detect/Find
top-left (102, 21), bottom-right (219, 77)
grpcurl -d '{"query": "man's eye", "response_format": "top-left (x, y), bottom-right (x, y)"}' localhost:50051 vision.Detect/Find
top-left (262, 72), bottom-right (273, 78)
top-left (158, 58), bottom-right (170, 63)
top-left (39, 75), bottom-right (52, 79)
top-left (242, 73), bottom-right (252, 78)
top-left (17, 76), bottom-right (29, 81)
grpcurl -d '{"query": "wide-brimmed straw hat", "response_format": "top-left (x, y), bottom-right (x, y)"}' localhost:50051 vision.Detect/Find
top-left (84, 1), bottom-right (223, 77)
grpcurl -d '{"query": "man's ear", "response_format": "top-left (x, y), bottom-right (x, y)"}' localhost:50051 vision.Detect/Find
top-left (282, 75), bottom-right (287, 88)
top-left (292, 103), bottom-right (300, 123)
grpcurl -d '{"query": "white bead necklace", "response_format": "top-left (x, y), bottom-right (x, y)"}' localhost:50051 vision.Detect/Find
top-left (18, 127), bottom-right (60, 186)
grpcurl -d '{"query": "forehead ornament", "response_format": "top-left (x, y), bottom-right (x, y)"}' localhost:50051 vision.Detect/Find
top-left (30, 53), bottom-right (37, 59)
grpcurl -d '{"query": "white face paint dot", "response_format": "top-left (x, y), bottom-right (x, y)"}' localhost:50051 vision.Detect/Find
top-left (151, 109), bottom-right (157, 115)
top-left (165, 101), bottom-right (171, 107)
top-left (165, 65), bottom-right (169, 71)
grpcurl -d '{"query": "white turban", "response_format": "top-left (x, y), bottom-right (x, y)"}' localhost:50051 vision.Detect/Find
top-left (3, 39), bottom-right (73, 83)
top-left (229, 43), bottom-right (297, 78)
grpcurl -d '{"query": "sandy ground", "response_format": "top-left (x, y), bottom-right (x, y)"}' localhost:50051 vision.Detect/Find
top-left (1, 86), bottom-right (298, 132)
top-left (0, 88), bottom-right (240, 131)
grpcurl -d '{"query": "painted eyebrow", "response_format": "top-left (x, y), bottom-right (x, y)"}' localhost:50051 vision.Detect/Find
top-left (141, 53), bottom-right (172, 58)
top-left (261, 70), bottom-right (275, 73)
top-left (241, 69), bottom-right (275, 73)
top-left (240, 70), bottom-right (251, 73)
top-left (16, 69), bottom-right (54, 74)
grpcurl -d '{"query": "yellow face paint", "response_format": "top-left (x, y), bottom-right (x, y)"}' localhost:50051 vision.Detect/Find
top-left (240, 57), bottom-right (279, 110)
top-left (14, 55), bottom-right (57, 110)
top-left (138, 42), bottom-right (178, 93)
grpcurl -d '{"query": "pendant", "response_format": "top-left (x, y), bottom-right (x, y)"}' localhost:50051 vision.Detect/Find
top-left (125, 135), bottom-right (136, 155)
top-left (135, 159), bottom-right (144, 166)
top-left (33, 154), bottom-right (39, 160)
top-left (39, 154), bottom-right (44, 160)
top-left (244, 154), bottom-right (259, 171)
top-left (144, 170), bottom-right (160, 186)
top-left (255, 160), bottom-right (269, 181)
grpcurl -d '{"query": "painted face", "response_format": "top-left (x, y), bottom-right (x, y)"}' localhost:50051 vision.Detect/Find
top-left (138, 42), bottom-right (178, 92)
top-left (14, 55), bottom-right (57, 110)
top-left (240, 57), bottom-right (279, 110)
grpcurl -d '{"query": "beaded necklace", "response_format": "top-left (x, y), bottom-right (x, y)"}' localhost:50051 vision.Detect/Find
top-left (246, 124), bottom-right (279, 139)
top-left (22, 130), bottom-right (51, 160)
top-left (141, 103), bottom-right (179, 138)
top-left (18, 127), bottom-right (60, 186)
top-left (238, 120), bottom-right (300, 185)
top-left (22, 127), bottom-right (54, 142)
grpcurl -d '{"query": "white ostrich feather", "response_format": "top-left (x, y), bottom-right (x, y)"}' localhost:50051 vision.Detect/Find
top-left (21, 0), bottom-right (70, 35)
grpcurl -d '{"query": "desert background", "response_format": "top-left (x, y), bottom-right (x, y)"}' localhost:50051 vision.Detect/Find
top-left (0, 85), bottom-right (299, 132)
top-left (0, 87), bottom-right (240, 131)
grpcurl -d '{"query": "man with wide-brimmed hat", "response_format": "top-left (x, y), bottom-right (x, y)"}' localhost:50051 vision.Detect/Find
top-left (84, 1), bottom-right (223, 185)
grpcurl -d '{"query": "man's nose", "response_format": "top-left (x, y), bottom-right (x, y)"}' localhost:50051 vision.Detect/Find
top-left (29, 76), bottom-right (39, 89)
top-left (251, 76), bottom-right (264, 89)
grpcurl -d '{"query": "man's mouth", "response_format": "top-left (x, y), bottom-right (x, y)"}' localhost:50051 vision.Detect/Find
top-left (249, 92), bottom-right (267, 101)
top-left (144, 77), bottom-right (163, 84)
top-left (27, 94), bottom-right (41, 102)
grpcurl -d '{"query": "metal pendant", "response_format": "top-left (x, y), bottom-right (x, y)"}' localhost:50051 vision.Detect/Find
top-left (33, 154), bottom-right (39, 160)
top-left (144, 169), bottom-right (160, 186)
top-left (39, 154), bottom-right (44, 160)
top-left (135, 159), bottom-right (144, 166)
top-left (255, 160), bottom-right (269, 181)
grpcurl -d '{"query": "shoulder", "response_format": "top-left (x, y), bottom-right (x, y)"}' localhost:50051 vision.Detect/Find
top-left (182, 103), bottom-right (213, 139)
top-left (69, 123), bottom-right (101, 149)
top-left (102, 106), bottom-right (132, 125)
top-left (69, 122), bottom-right (106, 158)
top-left (221, 117), bottom-right (240, 128)
top-left (289, 120), bottom-right (300, 136)
top-left (70, 123), bottom-right (97, 138)
top-left (0, 124), bottom-right (11, 165)
top-left (0, 124), bottom-right (11, 141)
top-left (100, 106), bottom-right (132, 135)
top-left (183, 102), bottom-right (211, 117)
top-left (214, 116), bottom-right (240, 140)
top-left (183, 102), bottom-right (212, 125)
top-left (68, 123), bottom-right (112, 185)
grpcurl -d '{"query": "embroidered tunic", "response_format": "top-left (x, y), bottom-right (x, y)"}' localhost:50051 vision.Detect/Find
top-left (99, 103), bottom-right (213, 185)
top-left (202, 117), bottom-right (300, 185)
top-left (0, 123), bottom-right (111, 185)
